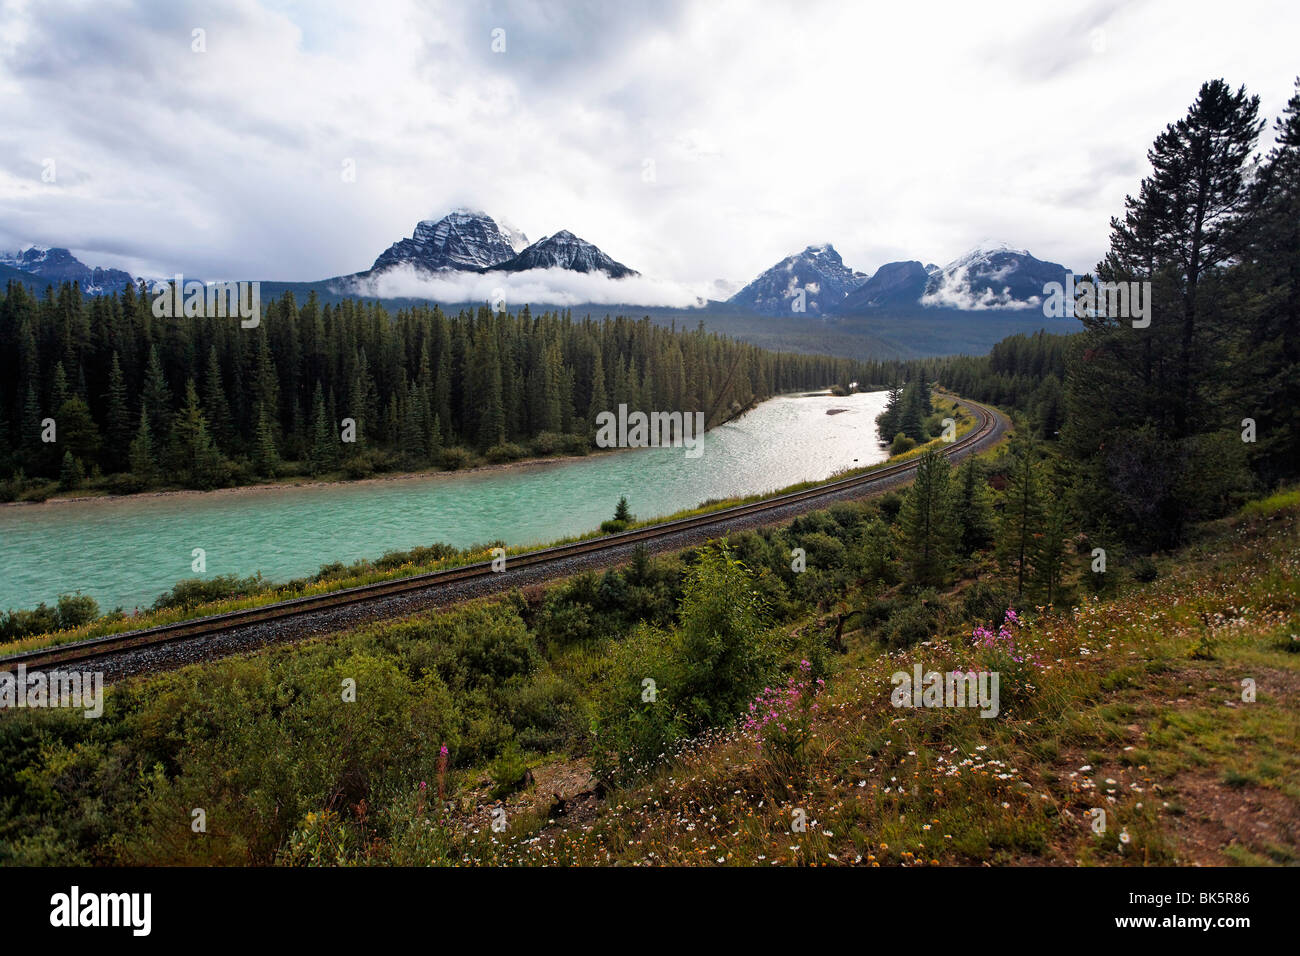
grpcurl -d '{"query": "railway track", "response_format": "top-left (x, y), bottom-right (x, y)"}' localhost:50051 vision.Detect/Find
top-left (0, 396), bottom-right (1007, 676)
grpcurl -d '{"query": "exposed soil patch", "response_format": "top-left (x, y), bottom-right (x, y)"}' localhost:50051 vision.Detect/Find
top-left (1164, 771), bottom-right (1298, 864)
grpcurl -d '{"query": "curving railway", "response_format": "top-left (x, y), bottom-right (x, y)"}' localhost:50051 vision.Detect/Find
top-left (0, 396), bottom-right (1009, 681)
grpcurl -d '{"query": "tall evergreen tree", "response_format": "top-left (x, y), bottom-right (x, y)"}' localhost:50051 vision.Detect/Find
top-left (171, 380), bottom-right (226, 489)
top-left (953, 458), bottom-right (996, 556)
top-left (997, 438), bottom-right (1043, 599)
top-left (897, 448), bottom-right (956, 586)
top-left (103, 352), bottom-right (132, 472)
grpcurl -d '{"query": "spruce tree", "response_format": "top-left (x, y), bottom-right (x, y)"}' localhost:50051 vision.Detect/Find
top-left (252, 406), bottom-right (280, 478)
top-left (308, 383), bottom-right (336, 476)
top-left (128, 407), bottom-right (157, 488)
top-left (103, 352), bottom-right (132, 473)
top-left (172, 380), bottom-right (226, 489)
top-left (997, 438), bottom-right (1043, 599)
top-left (897, 447), bottom-right (956, 586)
top-left (953, 458), bottom-right (996, 556)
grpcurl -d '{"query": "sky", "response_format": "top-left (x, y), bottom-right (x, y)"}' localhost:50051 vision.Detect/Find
top-left (1, 0), bottom-right (1297, 305)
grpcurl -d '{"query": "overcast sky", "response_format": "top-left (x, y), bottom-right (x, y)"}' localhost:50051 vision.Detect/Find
top-left (1, 0), bottom-right (1297, 297)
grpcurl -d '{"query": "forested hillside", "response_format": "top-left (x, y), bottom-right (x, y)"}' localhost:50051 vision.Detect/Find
top-left (0, 292), bottom-right (871, 497)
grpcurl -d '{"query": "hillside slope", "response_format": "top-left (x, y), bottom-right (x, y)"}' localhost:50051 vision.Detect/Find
top-left (465, 496), bottom-right (1300, 866)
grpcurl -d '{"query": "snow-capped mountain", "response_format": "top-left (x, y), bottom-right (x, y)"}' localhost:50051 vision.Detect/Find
top-left (830, 246), bottom-right (1070, 315)
top-left (0, 246), bottom-right (134, 294)
top-left (728, 244), bottom-right (868, 316)
top-left (921, 243), bottom-right (1068, 311)
top-left (836, 260), bottom-right (931, 312)
top-left (491, 230), bottom-right (638, 278)
top-left (371, 208), bottom-right (528, 272)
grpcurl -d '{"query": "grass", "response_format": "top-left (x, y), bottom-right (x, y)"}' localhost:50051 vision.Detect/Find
top-left (1, 393), bottom-right (978, 656)
top-left (441, 499), bottom-right (1300, 866)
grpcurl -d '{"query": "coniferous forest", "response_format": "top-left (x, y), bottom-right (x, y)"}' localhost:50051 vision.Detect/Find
top-left (0, 293), bottom-right (874, 497)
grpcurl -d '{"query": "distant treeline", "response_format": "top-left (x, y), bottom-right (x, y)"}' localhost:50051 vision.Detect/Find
top-left (0, 290), bottom-right (877, 495)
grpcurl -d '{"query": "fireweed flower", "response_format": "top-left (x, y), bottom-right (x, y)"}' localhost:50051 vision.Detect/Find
top-left (743, 660), bottom-right (823, 755)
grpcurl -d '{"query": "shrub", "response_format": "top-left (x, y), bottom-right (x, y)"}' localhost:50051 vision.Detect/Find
top-left (529, 432), bottom-right (566, 456)
top-left (1130, 557), bottom-right (1159, 582)
top-left (884, 592), bottom-right (948, 649)
top-left (877, 491), bottom-right (904, 521)
top-left (0, 592), bottom-right (101, 642)
top-left (589, 623), bottom-right (684, 784)
top-left (961, 580), bottom-right (1010, 629)
top-left (489, 742), bottom-right (530, 799)
top-left (891, 432), bottom-right (917, 456)
top-left (485, 443), bottom-right (527, 464)
top-left (151, 573), bottom-right (264, 611)
top-left (440, 447), bottom-right (474, 471)
top-left (55, 593), bottom-right (99, 629)
top-left (674, 545), bottom-right (771, 730)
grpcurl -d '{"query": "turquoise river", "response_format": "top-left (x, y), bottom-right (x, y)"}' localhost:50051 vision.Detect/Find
top-left (0, 390), bottom-right (890, 614)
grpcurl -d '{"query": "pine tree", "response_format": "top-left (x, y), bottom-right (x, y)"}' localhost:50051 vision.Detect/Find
top-left (128, 407), bottom-right (157, 488)
top-left (899, 380), bottom-right (928, 441)
top-left (876, 383), bottom-right (903, 438)
top-left (308, 382), bottom-right (336, 476)
top-left (588, 343), bottom-right (608, 430)
top-left (49, 362), bottom-right (69, 418)
top-left (897, 448), bottom-right (955, 586)
top-left (400, 380), bottom-right (427, 467)
top-left (998, 438), bottom-right (1043, 599)
top-left (141, 344), bottom-right (172, 442)
top-left (171, 380), bottom-right (226, 489)
top-left (19, 384), bottom-right (46, 475)
top-left (1236, 77), bottom-right (1300, 483)
top-left (1064, 80), bottom-right (1265, 547)
top-left (59, 450), bottom-right (84, 490)
top-left (252, 406), bottom-right (280, 479)
top-left (103, 352), bottom-right (132, 473)
top-left (1033, 480), bottom-right (1072, 605)
top-left (202, 345), bottom-right (233, 451)
top-left (953, 458), bottom-right (996, 556)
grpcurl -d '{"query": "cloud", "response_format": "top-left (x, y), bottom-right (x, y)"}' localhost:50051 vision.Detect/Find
top-left (344, 264), bottom-right (713, 308)
top-left (921, 264), bottom-right (1041, 312)
top-left (1, 0), bottom-right (1297, 290)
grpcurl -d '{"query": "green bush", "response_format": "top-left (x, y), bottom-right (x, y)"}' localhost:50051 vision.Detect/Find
top-left (485, 443), bottom-right (528, 464)
top-left (890, 432), bottom-right (917, 456)
top-left (489, 742), bottom-right (530, 799)
top-left (674, 545), bottom-right (771, 730)
top-left (884, 592), bottom-right (949, 650)
top-left (0, 592), bottom-right (101, 642)
top-left (440, 447), bottom-right (474, 471)
top-left (150, 574), bottom-right (264, 611)
top-left (1130, 557), bottom-right (1159, 582)
top-left (55, 593), bottom-right (99, 629)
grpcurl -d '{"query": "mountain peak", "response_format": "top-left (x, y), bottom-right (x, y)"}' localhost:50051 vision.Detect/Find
top-left (728, 244), bottom-right (867, 316)
top-left (921, 246), bottom-right (1068, 311)
top-left (492, 230), bottom-right (637, 278)
top-left (375, 210), bottom-right (528, 272)
top-left (0, 245), bottom-right (134, 294)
